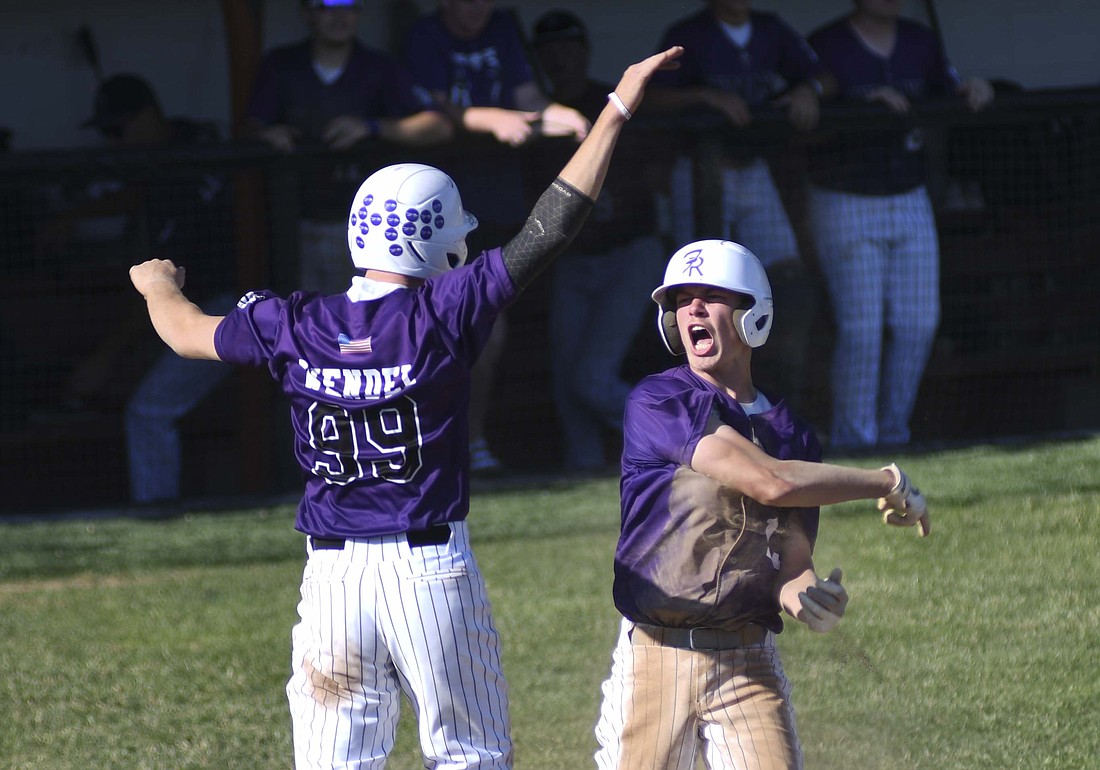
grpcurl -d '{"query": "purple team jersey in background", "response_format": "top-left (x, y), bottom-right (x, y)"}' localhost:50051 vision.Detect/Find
top-left (616, 366), bottom-right (822, 633)
top-left (214, 249), bottom-right (516, 539)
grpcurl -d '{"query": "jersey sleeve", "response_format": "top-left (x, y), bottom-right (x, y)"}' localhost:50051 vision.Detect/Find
top-left (623, 374), bottom-right (714, 469)
top-left (213, 290), bottom-right (287, 368)
top-left (419, 248), bottom-right (517, 363)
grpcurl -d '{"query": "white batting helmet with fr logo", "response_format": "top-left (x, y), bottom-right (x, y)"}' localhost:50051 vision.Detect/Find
top-left (651, 239), bottom-right (774, 354)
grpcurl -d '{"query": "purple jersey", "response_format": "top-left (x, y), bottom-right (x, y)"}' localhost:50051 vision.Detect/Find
top-left (214, 249), bottom-right (517, 539)
top-left (616, 366), bottom-right (822, 633)
top-left (808, 17), bottom-right (961, 194)
top-left (652, 10), bottom-right (823, 108)
top-left (403, 10), bottom-right (534, 109)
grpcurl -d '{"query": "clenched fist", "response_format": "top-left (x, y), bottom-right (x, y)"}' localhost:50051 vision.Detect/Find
top-left (130, 258), bottom-right (186, 299)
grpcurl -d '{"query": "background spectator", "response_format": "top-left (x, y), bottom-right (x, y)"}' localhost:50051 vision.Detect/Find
top-left (807, 0), bottom-right (994, 452)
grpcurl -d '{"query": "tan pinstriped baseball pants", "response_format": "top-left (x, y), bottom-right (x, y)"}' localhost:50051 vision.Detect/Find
top-left (595, 619), bottom-right (803, 770)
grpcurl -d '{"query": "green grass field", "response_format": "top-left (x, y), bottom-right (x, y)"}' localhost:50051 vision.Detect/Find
top-left (2, 437), bottom-right (1098, 769)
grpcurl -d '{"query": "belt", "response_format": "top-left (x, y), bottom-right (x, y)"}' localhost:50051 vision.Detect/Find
top-left (631, 622), bottom-right (769, 651)
top-left (310, 523), bottom-right (452, 551)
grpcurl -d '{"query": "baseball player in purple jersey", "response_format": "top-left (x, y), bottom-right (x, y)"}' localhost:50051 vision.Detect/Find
top-left (129, 46), bottom-right (684, 770)
top-left (806, 0), bottom-right (993, 451)
top-left (647, 0), bottom-right (834, 413)
top-left (594, 239), bottom-right (931, 769)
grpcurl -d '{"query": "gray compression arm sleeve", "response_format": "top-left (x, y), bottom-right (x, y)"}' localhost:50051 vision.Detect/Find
top-left (501, 178), bottom-right (594, 290)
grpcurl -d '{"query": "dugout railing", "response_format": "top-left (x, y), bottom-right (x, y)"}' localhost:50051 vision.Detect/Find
top-left (2, 88), bottom-right (1098, 513)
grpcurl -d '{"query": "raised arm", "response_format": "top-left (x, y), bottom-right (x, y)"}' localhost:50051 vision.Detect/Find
top-left (501, 46), bottom-right (683, 288)
top-left (129, 259), bottom-right (223, 361)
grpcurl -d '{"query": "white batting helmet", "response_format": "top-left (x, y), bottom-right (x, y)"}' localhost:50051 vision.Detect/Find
top-left (347, 163), bottom-right (478, 280)
top-left (651, 239), bottom-right (774, 354)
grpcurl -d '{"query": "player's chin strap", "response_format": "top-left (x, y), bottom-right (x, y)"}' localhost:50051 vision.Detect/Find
top-left (501, 177), bottom-right (594, 290)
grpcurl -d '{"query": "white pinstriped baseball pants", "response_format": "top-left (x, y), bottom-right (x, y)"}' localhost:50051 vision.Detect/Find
top-left (807, 186), bottom-right (940, 449)
top-left (595, 620), bottom-right (802, 770)
top-left (287, 521), bottom-right (512, 769)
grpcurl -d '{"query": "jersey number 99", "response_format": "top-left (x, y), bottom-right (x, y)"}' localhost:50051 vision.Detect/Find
top-left (307, 398), bottom-right (424, 485)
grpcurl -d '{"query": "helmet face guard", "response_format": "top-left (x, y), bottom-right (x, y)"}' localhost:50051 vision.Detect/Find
top-left (651, 240), bottom-right (774, 354)
top-left (347, 163), bottom-right (478, 280)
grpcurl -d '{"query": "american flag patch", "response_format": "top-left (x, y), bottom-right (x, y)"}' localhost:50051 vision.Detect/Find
top-left (338, 333), bottom-right (372, 355)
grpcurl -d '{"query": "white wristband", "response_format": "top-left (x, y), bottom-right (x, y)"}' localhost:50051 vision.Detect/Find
top-left (607, 91), bottom-right (632, 121)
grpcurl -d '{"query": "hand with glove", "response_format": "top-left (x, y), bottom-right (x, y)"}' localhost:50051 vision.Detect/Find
top-left (879, 463), bottom-right (931, 537)
top-left (797, 568), bottom-right (848, 633)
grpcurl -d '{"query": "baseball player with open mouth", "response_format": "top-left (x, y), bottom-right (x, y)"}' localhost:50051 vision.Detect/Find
top-left (595, 239), bottom-right (930, 769)
top-left (129, 44), bottom-right (683, 770)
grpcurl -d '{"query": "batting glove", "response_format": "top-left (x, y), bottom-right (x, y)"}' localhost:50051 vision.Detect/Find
top-left (799, 568), bottom-right (847, 633)
top-left (877, 463), bottom-right (931, 537)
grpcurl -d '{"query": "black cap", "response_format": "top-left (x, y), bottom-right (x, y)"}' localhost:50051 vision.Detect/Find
top-left (532, 10), bottom-right (588, 46)
top-left (81, 74), bottom-right (159, 130)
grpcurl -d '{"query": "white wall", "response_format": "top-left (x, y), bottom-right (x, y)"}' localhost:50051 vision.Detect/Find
top-left (2, 0), bottom-right (1098, 151)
